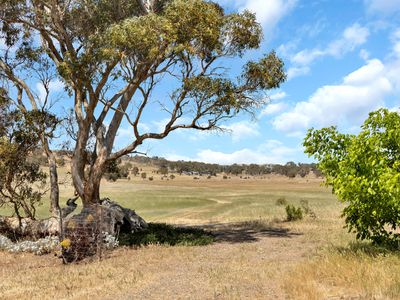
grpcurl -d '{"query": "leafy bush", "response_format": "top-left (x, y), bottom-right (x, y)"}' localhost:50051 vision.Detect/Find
top-left (118, 223), bottom-right (214, 247)
top-left (285, 205), bottom-right (303, 221)
top-left (0, 101), bottom-right (50, 220)
top-left (304, 109), bottom-right (400, 246)
top-left (276, 197), bottom-right (288, 206)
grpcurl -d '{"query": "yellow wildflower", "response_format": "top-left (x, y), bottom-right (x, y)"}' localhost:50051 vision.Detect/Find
top-left (60, 239), bottom-right (71, 249)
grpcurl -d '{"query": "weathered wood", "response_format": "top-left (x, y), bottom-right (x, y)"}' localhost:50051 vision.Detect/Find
top-left (99, 198), bottom-right (148, 233)
top-left (61, 196), bottom-right (78, 218)
top-left (60, 198), bottom-right (147, 262)
top-left (0, 197), bottom-right (148, 238)
top-left (0, 216), bottom-right (59, 239)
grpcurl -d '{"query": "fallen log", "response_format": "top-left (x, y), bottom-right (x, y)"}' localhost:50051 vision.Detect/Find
top-left (0, 216), bottom-right (59, 240)
top-left (0, 197), bottom-right (148, 241)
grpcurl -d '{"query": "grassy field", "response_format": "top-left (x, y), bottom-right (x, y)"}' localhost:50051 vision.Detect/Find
top-left (1, 172), bottom-right (399, 299)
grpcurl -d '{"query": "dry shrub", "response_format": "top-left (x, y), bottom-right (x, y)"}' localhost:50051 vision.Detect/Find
top-left (275, 197), bottom-right (287, 206)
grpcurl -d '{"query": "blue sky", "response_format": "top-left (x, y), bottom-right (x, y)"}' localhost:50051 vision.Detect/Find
top-left (123, 0), bottom-right (399, 164)
top-left (5, 0), bottom-right (400, 165)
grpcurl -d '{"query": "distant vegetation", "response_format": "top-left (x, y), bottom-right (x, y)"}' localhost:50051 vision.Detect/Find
top-left (33, 151), bottom-right (323, 181)
top-left (121, 155), bottom-right (322, 179)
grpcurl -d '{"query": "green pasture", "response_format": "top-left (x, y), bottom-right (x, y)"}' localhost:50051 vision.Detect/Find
top-left (1, 178), bottom-right (341, 224)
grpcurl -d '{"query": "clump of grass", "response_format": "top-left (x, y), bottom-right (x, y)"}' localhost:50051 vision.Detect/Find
top-left (285, 205), bottom-right (303, 221)
top-left (118, 223), bottom-right (215, 247)
top-left (275, 197), bottom-right (288, 206)
top-left (300, 199), bottom-right (316, 219)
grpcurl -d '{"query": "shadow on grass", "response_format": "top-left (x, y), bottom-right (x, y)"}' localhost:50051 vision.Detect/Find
top-left (118, 220), bottom-right (302, 247)
top-left (118, 223), bottom-right (215, 247)
top-left (334, 241), bottom-right (400, 257)
top-left (197, 219), bottom-right (302, 244)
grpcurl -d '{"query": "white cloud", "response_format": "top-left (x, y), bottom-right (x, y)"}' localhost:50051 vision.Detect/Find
top-left (287, 66), bottom-right (310, 80)
top-left (115, 123), bottom-right (152, 149)
top-left (269, 91), bottom-right (287, 101)
top-left (217, 0), bottom-right (297, 33)
top-left (291, 23), bottom-right (370, 65)
top-left (188, 140), bottom-right (299, 164)
top-left (277, 40), bottom-right (299, 57)
top-left (365, 0), bottom-right (400, 14)
top-left (222, 121), bottom-right (260, 142)
top-left (260, 102), bottom-right (287, 117)
top-left (391, 29), bottom-right (400, 58)
top-left (152, 116), bottom-right (192, 133)
top-left (240, 0), bottom-right (297, 31)
top-left (273, 59), bottom-right (394, 135)
top-left (283, 23), bottom-right (369, 80)
top-left (359, 49), bottom-right (370, 60)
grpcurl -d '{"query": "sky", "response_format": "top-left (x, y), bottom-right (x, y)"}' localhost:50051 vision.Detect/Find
top-left (5, 0), bottom-right (400, 165)
top-left (123, 0), bottom-right (399, 165)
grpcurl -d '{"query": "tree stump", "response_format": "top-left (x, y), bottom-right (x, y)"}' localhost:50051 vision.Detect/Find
top-left (61, 198), bottom-right (148, 262)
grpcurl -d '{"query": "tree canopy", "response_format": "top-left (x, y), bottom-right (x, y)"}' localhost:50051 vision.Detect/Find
top-left (304, 108), bottom-right (400, 246)
top-left (0, 0), bottom-right (286, 207)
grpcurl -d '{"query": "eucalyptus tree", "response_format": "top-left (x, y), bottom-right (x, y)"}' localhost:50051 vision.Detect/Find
top-left (0, 0), bottom-right (286, 207)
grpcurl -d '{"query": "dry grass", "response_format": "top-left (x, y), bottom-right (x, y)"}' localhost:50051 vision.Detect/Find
top-left (1, 172), bottom-right (399, 299)
top-left (283, 244), bottom-right (400, 299)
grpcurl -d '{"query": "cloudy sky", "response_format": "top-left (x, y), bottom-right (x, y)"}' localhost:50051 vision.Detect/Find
top-left (11, 0), bottom-right (398, 165)
top-left (123, 0), bottom-right (398, 165)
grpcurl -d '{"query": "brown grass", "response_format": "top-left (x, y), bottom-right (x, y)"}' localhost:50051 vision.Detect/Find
top-left (283, 244), bottom-right (400, 299)
top-left (1, 174), bottom-right (399, 299)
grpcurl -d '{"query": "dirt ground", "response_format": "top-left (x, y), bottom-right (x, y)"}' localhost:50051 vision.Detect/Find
top-left (0, 220), bottom-right (319, 299)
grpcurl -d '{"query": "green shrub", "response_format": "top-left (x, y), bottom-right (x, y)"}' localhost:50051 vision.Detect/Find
top-left (285, 205), bottom-right (303, 221)
top-left (276, 197), bottom-right (287, 206)
top-left (304, 109), bottom-right (400, 246)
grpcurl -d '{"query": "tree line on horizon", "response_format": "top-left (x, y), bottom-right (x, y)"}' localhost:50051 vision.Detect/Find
top-left (126, 155), bottom-right (322, 178)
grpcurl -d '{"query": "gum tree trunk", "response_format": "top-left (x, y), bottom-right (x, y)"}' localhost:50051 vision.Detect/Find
top-left (46, 148), bottom-right (61, 218)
